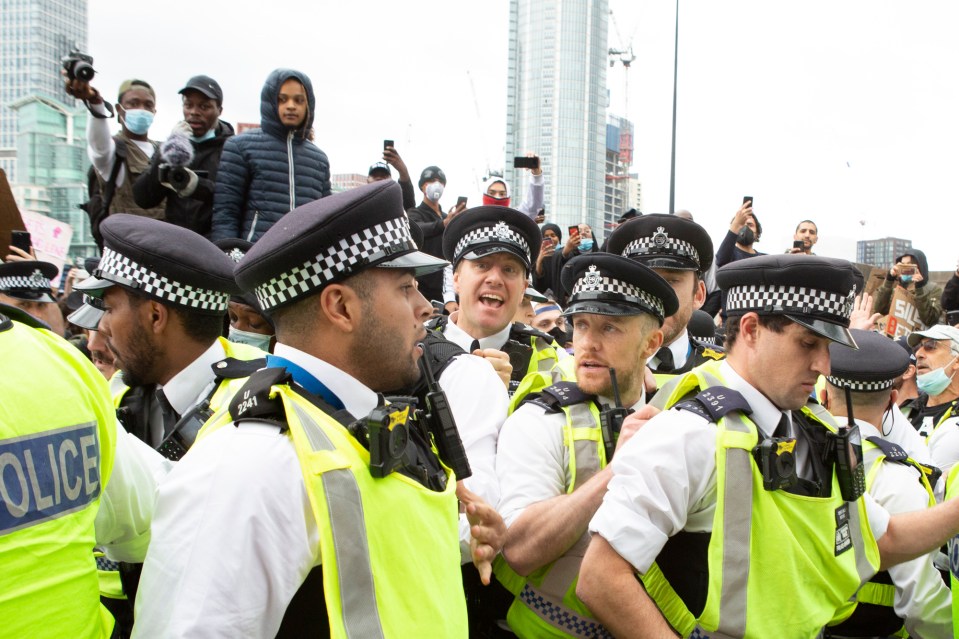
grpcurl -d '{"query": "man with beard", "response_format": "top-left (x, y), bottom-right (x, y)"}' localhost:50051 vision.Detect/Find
top-left (76, 214), bottom-right (265, 452)
top-left (495, 253), bottom-right (677, 637)
top-left (134, 180), bottom-right (502, 637)
top-left (432, 206), bottom-right (566, 396)
top-left (607, 214), bottom-right (722, 385)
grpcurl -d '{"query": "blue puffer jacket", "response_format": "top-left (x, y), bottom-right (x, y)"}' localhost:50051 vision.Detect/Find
top-left (211, 69), bottom-right (331, 242)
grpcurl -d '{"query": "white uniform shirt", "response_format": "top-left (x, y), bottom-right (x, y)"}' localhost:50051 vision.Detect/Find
top-left (648, 328), bottom-right (690, 372)
top-left (498, 392), bottom-right (645, 528)
top-left (589, 361), bottom-right (890, 574)
top-left (132, 344), bottom-right (379, 638)
top-left (158, 339), bottom-right (227, 417)
top-left (885, 406), bottom-right (933, 466)
top-left (95, 429), bottom-right (174, 563)
top-left (926, 415), bottom-right (959, 475)
top-left (442, 312), bottom-right (570, 360)
top-left (855, 418), bottom-right (952, 639)
top-left (87, 101), bottom-right (156, 186)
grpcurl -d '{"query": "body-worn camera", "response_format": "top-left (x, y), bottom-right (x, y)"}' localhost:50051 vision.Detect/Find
top-left (350, 402), bottom-right (413, 479)
top-left (832, 424), bottom-right (865, 502)
top-left (753, 436), bottom-right (798, 491)
top-left (61, 47), bottom-right (95, 82)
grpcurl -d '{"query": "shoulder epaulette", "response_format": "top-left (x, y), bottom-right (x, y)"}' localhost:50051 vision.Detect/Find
top-left (674, 386), bottom-right (752, 422)
top-left (864, 436), bottom-right (909, 463)
top-left (211, 357), bottom-right (266, 380)
top-left (520, 381), bottom-right (592, 413)
top-left (229, 367), bottom-right (293, 429)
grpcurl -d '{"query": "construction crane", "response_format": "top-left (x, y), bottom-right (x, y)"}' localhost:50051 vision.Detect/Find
top-left (606, 7), bottom-right (637, 231)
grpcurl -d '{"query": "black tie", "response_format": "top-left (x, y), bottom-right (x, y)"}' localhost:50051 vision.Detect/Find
top-left (655, 347), bottom-right (674, 373)
top-left (155, 389), bottom-right (180, 439)
top-left (773, 413), bottom-right (790, 439)
top-left (470, 339), bottom-right (481, 353)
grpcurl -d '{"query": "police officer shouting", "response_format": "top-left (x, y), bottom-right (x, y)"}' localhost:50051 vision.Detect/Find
top-left (134, 181), bottom-right (503, 637)
top-left (496, 254), bottom-right (677, 637)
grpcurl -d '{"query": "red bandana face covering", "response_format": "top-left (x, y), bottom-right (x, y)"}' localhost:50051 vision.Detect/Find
top-left (482, 194), bottom-right (510, 207)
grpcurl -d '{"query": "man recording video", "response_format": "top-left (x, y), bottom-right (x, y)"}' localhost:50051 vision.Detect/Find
top-left (132, 75), bottom-right (234, 237)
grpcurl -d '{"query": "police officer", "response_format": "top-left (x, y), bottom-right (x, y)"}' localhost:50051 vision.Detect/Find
top-left (822, 329), bottom-right (951, 639)
top-left (0, 259), bottom-right (65, 335)
top-left (577, 254), bottom-right (959, 638)
top-left (0, 303), bottom-right (169, 638)
top-left (607, 213), bottom-right (722, 384)
top-left (76, 214), bottom-right (265, 453)
top-left (435, 205), bottom-right (566, 394)
top-left (134, 180), bottom-right (503, 637)
top-left (496, 253), bottom-right (677, 637)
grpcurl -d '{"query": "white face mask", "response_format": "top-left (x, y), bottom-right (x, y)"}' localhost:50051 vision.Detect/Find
top-left (425, 182), bottom-right (445, 203)
top-left (228, 326), bottom-right (273, 351)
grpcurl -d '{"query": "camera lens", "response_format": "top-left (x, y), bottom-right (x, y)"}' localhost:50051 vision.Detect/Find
top-left (74, 62), bottom-right (95, 82)
top-left (775, 451), bottom-right (796, 478)
top-left (388, 426), bottom-right (408, 457)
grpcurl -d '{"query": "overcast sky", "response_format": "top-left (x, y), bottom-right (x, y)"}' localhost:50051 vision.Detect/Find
top-left (88, 0), bottom-right (959, 270)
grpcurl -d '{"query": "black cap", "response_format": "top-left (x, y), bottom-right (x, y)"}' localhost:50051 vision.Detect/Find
top-left (369, 161), bottom-right (391, 178)
top-left (607, 213), bottom-right (713, 272)
top-left (418, 165), bottom-right (446, 188)
top-left (688, 309), bottom-right (717, 344)
top-left (0, 260), bottom-right (58, 303)
top-left (178, 75), bottom-right (223, 105)
top-left (561, 253), bottom-right (678, 324)
top-left (618, 208), bottom-right (640, 224)
top-left (828, 329), bottom-right (909, 392)
top-left (235, 180), bottom-right (447, 313)
top-left (894, 335), bottom-right (917, 365)
top-left (67, 292), bottom-right (106, 330)
top-left (76, 214), bottom-right (239, 315)
top-left (717, 254), bottom-right (860, 348)
top-left (442, 205), bottom-right (542, 273)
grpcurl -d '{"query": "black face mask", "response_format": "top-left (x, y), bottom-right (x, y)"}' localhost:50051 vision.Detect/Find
top-left (548, 324), bottom-right (573, 347)
top-left (737, 226), bottom-right (755, 247)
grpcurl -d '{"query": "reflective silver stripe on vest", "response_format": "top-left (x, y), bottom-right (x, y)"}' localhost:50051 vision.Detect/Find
top-left (567, 402), bottom-right (601, 489)
top-left (845, 494), bottom-right (875, 586)
top-left (289, 402), bottom-right (386, 639)
top-left (716, 413), bottom-right (751, 637)
top-left (534, 337), bottom-right (556, 373)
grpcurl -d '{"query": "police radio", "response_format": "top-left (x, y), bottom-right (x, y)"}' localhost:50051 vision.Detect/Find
top-left (417, 344), bottom-right (472, 480)
top-left (156, 395), bottom-right (214, 461)
top-left (349, 400), bottom-right (415, 479)
top-left (598, 368), bottom-right (631, 462)
top-left (754, 436), bottom-right (799, 491)
top-left (832, 386), bottom-right (866, 502)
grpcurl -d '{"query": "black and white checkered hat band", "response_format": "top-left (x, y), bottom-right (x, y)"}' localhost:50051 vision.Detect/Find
top-left (454, 224), bottom-right (530, 262)
top-left (826, 376), bottom-right (893, 392)
top-left (99, 247), bottom-right (230, 312)
top-left (624, 237), bottom-right (699, 265)
top-left (0, 274), bottom-right (51, 291)
top-left (255, 217), bottom-right (414, 311)
top-left (570, 274), bottom-right (665, 318)
top-left (725, 285), bottom-right (854, 320)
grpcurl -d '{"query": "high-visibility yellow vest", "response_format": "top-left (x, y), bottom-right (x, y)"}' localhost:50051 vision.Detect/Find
top-left (200, 381), bottom-right (468, 637)
top-left (643, 361), bottom-right (880, 638)
top-left (0, 314), bottom-right (117, 638)
top-left (496, 394), bottom-right (611, 638)
top-left (945, 464), bottom-right (959, 637)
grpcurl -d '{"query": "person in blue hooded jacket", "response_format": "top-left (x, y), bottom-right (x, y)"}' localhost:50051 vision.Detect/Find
top-left (211, 69), bottom-right (331, 242)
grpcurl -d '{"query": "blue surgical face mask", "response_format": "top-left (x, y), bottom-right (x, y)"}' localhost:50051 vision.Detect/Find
top-left (917, 355), bottom-right (958, 396)
top-left (122, 108), bottom-right (154, 135)
top-left (228, 326), bottom-right (273, 352)
top-left (579, 238), bottom-right (594, 251)
top-left (191, 128), bottom-right (216, 143)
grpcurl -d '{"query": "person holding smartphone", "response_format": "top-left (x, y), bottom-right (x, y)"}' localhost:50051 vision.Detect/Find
top-left (873, 249), bottom-right (943, 328)
top-left (482, 153), bottom-right (545, 220)
top-left (787, 219), bottom-right (819, 254)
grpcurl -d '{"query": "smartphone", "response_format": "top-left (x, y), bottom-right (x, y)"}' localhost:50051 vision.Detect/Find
top-left (456, 196), bottom-right (468, 207)
top-left (10, 230), bottom-right (31, 253)
top-left (568, 225), bottom-right (580, 237)
top-left (513, 156), bottom-right (540, 170)
top-left (742, 196), bottom-right (753, 206)
top-left (793, 240), bottom-right (805, 249)
top-left (383, 139), bottom-right (394, 150)
top-left (900, 264), bottom-right (917, 275)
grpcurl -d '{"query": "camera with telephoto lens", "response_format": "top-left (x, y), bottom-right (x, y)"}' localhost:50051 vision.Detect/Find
top-left (61, 47), bottom-right (95, 82)
top-left (753, 436), bottom-right (798, 491)
top-left (158, 164), bottom-right (195, 192)
top-left (349, 402), bottom-right (414, 479)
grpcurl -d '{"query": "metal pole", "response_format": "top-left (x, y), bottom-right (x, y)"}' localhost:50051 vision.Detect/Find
top-left (668, 0), bottom-right (679, 215)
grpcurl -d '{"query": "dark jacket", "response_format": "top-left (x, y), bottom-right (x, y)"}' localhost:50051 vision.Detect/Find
top-left (211, 69), bottom-right (331, 242)
top-left (874, 249), bottom-right (942, 327)
top-left (132, 119), bottom-right (235, 237)
top-left (408, 200), bottom-right (447, 302)
top-left (715, 229), bottom-right (764, 268)
top-left (942, 273), bottom-right (959, 313)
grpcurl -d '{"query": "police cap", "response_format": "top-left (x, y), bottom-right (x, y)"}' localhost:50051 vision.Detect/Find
top-left (76, 214), bottom-right (238, 315)
top-left (443, 205), bottom-right (541, 273)
top-left (561, 253), bottom-right (678, 325)
top-left (828, 329), bottom-right (909, 392)
top-left (717, 254), bottom-right (859, 348)
top-left (606, 213), bottom-right (713, 272)
top-left (688, 309), bottom-right (717, 344)
top-left (0, 260), bottom-right (58, 303)
top-left (235, 180), bottom-right (447, 313)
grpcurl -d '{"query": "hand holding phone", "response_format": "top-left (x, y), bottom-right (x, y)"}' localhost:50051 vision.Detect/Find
top-left (456, 196), bottom-right (468, 208)
top-left (10, 230), bottom-right (31, 254)
top-left (568, 225), bottom-right (580, 238)
top-left (514, 156), bottom-right (540, 170)
top-left (383, 139), bottom-right (394, 150)
top-left (793, 240), bottom-right (805, 250)
top-left (742, 196), bottom-right (753, 208)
